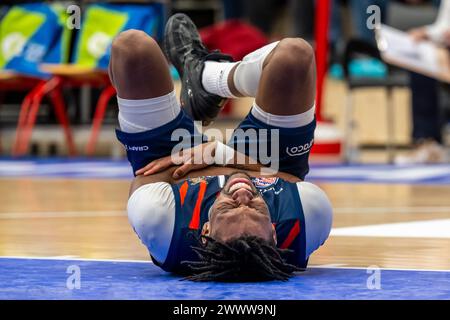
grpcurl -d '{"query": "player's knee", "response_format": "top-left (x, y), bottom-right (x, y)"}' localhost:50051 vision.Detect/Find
top-left (111, 30), bottom-right (158, 69)
top-left (271, 38), bottom-right (314, 81)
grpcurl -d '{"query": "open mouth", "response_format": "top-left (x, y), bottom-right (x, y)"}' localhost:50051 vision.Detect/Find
top-left (227, 178), bottom-right (255, 195)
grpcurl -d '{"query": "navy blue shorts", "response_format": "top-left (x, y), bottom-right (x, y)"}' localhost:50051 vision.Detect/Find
top-left (116, 109), bottom-right (316, 179)
top-left (116, 109), bottom-right (205, 175)
top-left (228, 112), bottom-right (316, 180)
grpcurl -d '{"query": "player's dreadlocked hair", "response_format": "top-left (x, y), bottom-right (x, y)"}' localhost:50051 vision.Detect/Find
top-left (181, 235), bottom-right (303, 282)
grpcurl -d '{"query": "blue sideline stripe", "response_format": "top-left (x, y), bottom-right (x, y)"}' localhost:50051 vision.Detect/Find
top-left (0, 159), bottom-right (450, 184)
top-left (0, 258), bottom-right (448, 300)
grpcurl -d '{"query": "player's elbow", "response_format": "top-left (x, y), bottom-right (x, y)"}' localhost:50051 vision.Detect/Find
top-left (298, 182), bottom-right (333, 255)
top-left (307, 183), bottom-right (333, 240)
top-left (127, 182), bottom-right (173, 244)
top-left (127, 188), bottom-right (155, 245)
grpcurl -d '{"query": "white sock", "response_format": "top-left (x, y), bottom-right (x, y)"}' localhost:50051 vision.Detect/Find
top-left (202, 41), bottom-right (279, 98)
top-left (201, 61), bottom-right (238, 98)
top-left (233, 41), bottom-right (279, 97)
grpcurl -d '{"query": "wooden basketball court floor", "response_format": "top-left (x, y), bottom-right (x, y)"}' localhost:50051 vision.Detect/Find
top-left (0, 159), bottom-right (449, 299)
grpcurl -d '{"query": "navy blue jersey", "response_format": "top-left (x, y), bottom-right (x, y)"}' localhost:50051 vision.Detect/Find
top-left (152, 176), bottom-right (307, 274)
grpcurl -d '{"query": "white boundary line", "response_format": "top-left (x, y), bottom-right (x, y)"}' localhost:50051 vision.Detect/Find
top-left (0, 210), bottom-right (126, 219)
top-left (0, 255), bottom-right (449, 273)
top-left (310, 265), bottom-right (450, 273)
top-left (334, 207), bottom-right (450, 214)
top-left (0, 256), bottom-right (150, 264)
top-left (1, 206), bottom-right (449, 220)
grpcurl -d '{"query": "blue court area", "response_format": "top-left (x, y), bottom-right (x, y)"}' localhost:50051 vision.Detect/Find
top-left (0, 257), bottom-right (448, 300)
top-left (1, 158), bottom-right (450, 184)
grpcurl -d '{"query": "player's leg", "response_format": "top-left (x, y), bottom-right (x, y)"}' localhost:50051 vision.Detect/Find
top-left (163, 13), bottom-right (316, 177)
top-left (163, 13), bottom-right (234, 125)
top-left (210, 39), bottom-right (317, 179)
top-left (249, 38), bottom-right (316, 116)
top-left (111, 30), bottom-right (198, 174)
top-left (110, 29), bottom-right (178, 133)
top-left (203, 38), bottom-right (316, 115)
top-left (110, 29), bottom-right (173, 100)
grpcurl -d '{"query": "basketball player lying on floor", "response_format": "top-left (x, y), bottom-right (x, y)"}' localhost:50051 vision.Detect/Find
top-left (112, 14), bottom-right (333, 282)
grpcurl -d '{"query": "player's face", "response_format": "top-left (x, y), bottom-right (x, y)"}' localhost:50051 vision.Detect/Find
top-left (206, 172), bottom-right (275, 243)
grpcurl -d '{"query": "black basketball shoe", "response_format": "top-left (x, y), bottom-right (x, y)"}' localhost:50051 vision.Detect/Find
top-left (163, 13), bottom-right (234, 125)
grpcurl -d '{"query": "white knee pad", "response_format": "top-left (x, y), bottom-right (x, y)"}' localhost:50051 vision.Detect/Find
top-left (233, 41), bottom-right (279, 97)
top-left (117, 90), bottom-right (180, 133)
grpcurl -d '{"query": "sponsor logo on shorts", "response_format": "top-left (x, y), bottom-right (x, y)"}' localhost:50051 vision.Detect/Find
top-left (188, 177), bottom-right (210, 185)
top-left (286, 139), bottom-right (314, 157)
top-left (125, 145), bottom-right (149, 152)
top-left (252, 177), bottom-right (279, 188)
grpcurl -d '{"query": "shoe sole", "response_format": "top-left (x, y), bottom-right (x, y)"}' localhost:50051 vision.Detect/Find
top-left (163, 13), bottom-right (228, 125)
top-left (163, 13), bottom-right (201, 78)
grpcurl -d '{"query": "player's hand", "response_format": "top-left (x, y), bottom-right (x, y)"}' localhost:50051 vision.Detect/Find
top-left (409, 28), bottom-right (429, 42)
top-left (442, 29), bottom-right (450, 48)
top-left (135, 142), bottom-right (216, 179)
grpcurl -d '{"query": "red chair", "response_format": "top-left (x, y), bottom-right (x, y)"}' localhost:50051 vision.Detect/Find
top-left (0, 3), bottom-right (76, 157)
top-left (86, 85), bottom-right (116, 156)
top-left (9, 74), bottom-right (76, 156)
top-left (33, 2), bottom-right (163, 156)
top-left (36, 64), bottom-right (115, 156)
top-left (0, 70), bottom-right (76, 156)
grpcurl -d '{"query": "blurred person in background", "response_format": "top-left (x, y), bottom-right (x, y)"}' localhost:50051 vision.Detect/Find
top-left (330, 0), bottom-right (389, 46)
top-left (330, 0), bottom-right (441, 45)
top-left (222, 0), bottom-right (316, 41)
top-left (331, 0), bottom-right (448, 163)
top-left (395, 0), bottom-right (449, 164)
top-left (222, 0), bottom-right (288, 37)
top-left (328, 0), bottom-right (390, 78)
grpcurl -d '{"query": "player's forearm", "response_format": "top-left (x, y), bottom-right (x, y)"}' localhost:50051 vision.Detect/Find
top-left (225, 162), bottom-right (263, 172)
top-left (226, 153), bottom-right (264, 172)
top-left (213, 141), bottom-right (265, 172)
top-left (426, 0), bottom-right (450, 43)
